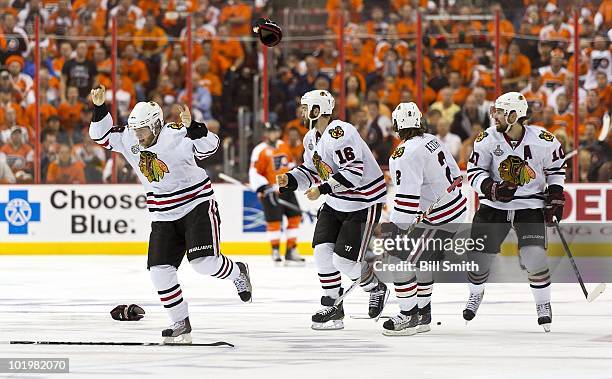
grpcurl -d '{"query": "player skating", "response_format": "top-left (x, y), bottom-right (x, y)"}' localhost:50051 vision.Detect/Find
top-left (464, 92), bottom-right (565, 332)
top-left (277, 90), bottom-right (388, 330)
top-left (380, 102), bottom-right (467, 336)
top-left (249, 122), bottom-right (305, 264)
top-left (88, 86), bottom-right (252, 343)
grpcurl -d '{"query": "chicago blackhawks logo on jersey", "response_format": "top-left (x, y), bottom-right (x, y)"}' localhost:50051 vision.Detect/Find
top-left (139, 151), bottom-right (170, 182)
top-left (391, 146), bottom-right (405, 159)
top-left (539, 130), bottom-right (554, 142)
top-left (498, 155), bottom-right (536, 186)
top-left (312, 151), bottom-right (332, 180)
top-left (475, 131), bottom-right (488, 142)
top-left (329, 126), bottom-right (344, 139)
top-left (167, 122), bottom-right (184, 130)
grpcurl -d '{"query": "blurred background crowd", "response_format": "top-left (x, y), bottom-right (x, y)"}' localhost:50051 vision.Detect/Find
top-left (0, 0), bottom-right (610, 185)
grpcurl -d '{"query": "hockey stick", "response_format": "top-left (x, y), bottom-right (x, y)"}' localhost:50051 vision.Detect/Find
top-left (334, 176), bottom-right (465, 307)
top-left (553, 217), bottom-right (606, 302)
top-left (218, 173), bottom-right (316, 218)
top-left (5, 340), bottom-right (234, 347)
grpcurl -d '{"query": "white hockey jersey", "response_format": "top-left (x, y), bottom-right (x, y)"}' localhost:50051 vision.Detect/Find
top-left (389, 133), bottom-right (466, 227)
top-left (89, 108), bottom-right (219, 221)
top-left (286, 120), bottom-right (387, 212)
top-left (468, 125), bottom-right (566, 210)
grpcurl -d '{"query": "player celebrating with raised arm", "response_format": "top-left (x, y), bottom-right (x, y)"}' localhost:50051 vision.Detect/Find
top-left (380, 102), bottom-right (467, 336)
top-left (277, 90), bottom-right (388, 330)
top-left (88, 85), bottom-right (252, 344)
top-left (464, 92), bottom-right (565, 332)
top-left (249, 122), bottom-right (304, 264)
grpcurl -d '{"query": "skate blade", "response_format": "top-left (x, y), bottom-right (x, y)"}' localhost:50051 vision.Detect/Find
top-left (541, 324), bottom-right (551, 332)
top-left (373, 288), bottom-right (391, 322)
top-left (417, 324), bottom-right (431, 333)
top-left (382, 327), bottom-right (417, 336)
top-left (311, 320), bottom-right (344, 330)
top-left (163, 333), bottom-right (192, 345)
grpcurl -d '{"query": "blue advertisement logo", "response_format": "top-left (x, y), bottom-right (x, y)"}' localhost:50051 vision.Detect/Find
top-left (242, 190), bottom-right (266, 233)
top-left (0, 190), bottom-right (41, 234)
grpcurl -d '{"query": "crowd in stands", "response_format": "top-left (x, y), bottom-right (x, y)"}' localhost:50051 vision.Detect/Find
top-left (0, 0), bottom-right (610, 185)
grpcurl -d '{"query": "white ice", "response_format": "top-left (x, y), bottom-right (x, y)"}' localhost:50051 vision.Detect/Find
top-left (1, 255), bottom-right (611, 379)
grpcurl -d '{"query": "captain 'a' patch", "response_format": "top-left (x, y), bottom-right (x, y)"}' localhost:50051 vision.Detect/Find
top-left (139, 151), bottom-right (170, 182)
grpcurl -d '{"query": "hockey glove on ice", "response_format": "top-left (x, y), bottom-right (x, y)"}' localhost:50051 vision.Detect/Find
top-left (481, 178), bottom-right (518, 203)
top-left (186, 120), bottom-right (208, 140)
top-left (110, 304), bottom-right (145, 321)
top-left (544, 185), bottom-right (565, 226)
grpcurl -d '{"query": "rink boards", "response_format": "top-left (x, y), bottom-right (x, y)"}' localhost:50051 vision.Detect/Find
top-left (0, 182), bottom-right (611, 255)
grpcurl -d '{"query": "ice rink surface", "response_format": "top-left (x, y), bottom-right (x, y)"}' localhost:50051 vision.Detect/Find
top-left (1, 255), bottom-right (611, 379)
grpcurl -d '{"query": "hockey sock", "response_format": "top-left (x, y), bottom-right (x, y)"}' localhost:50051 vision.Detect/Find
top-left (150, 265), bottom-right (189, 323)
top-left (520, 246), bottom-right (551, 304)
top-left (358, 264), bottom-right (380, 292)
top-left (468, 270), bottom-right (488, 294)
top-left (191, 255), bottom-right (240, 281)
top-left (332, 254), bottom-right (366, 286)
top-left (314, 243), bottom-right (341, 298)
top-left (395, 277), bottom-right (418, 313)
top-left (267, 221), bottom-right (281, 250)
top-left (416, 269), bottom-right (433, 309)
top-left (286, 216), bottom-right (301, 250)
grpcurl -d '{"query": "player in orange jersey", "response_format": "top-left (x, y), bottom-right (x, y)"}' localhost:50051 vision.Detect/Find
top-left (249, 123), bottom-right (305, 264)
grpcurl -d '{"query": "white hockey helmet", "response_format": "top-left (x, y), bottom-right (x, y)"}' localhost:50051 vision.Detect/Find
top-left (392, 102), bottom-right (422, 130)
top-left (300, 90), bottom-right (335, 125)
top-left (128, 101), bottom-right (164, 134)
top-left (494, 92), bottom-right (528, 131)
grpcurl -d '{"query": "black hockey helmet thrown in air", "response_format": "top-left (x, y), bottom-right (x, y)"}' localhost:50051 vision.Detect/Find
top-left (253, 18), bottom-right (282, 47)
top-left (263, 122), bottom-right (281, 132)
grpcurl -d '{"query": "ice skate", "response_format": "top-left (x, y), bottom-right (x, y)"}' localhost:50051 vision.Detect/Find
top-left (271, 247), bottom-right (282, 264)
top-left (417, 303), bottom-right (431, 333)
top-left (233, 262), bottom-right (252, 302)
top-left (311, 296), bottom-right (344, 330)
top-left (162, 317), bottom-right (192, 344)
top-left (284, 247), bottom-right (305, 266)
top-left (368, 282), bottom-right (390, 320)
top-left (536, 302), bottom-right (552, 332)
top-left (463, 290), bottom-right (484, 323)
top-left (382, 310), bottom-right (419, 336)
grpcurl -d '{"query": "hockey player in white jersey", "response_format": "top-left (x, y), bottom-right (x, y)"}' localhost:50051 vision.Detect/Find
top-left (88, 86), bottom-right (252, 343)
top-left (380, 102), bottom-right (467, 336)
top-left (276, 90), bottom-right (388, 329)
top-left (464, 92), bottom-right (565, 332)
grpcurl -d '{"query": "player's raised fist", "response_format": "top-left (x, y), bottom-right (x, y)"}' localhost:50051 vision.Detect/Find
top-left (177, 104), bottom-right (192, 128)
top-left (276, 174), bottom-right (288, 187)
top-left (305, 186), bottom-right (320, 201)
top-left (91, 85), bottom-right (105, 106)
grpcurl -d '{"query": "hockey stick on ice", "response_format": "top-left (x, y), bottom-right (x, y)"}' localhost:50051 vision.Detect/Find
top-left (334, 176), bottom-right (465, 307)
top-left (553, 217), bottom-right (606, 302)
top-left (218, 173), bottom-right (316, 218)
top-left (5, 340), bottom-right (234, 347)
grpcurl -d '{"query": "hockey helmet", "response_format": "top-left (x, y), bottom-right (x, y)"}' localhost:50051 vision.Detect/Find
top-left (494, 92), bottom-right (528, 128)
top-left (263, 122), bottom-right (281, 132)
top-left (128, 101), bottom-right (164, 134)
top-left (392, 102), bottom-right (422, 130)
top-left (300, 90), bottom-right (335, 126)
top-left (253, 18), bottom-right (282, 47)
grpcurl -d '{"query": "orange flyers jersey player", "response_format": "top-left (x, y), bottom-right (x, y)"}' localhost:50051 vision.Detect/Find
top-left (249, 140), bottom-right (295, 191)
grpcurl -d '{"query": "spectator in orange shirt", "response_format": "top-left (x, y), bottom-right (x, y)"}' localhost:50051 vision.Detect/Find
top-left (45, 0), bottom-right (73, 37)
top-left (486, 3), bottom-right (515, 48)
top-left (346, 38), bottom-right (376, 78)
top-left (364, 6), bottom-right (389, 36)
top-left (284, 126), bottom-right (304, 166)
top-left (6, 54), bottom-right (32, 102)
top-left (585, 89), bottom-right (606, 128)
top-left (345, 74), bottom-right (364, 114)
top-left (501, 41), bottom-right (531, 91)
top-left (538, 48), bottom-right (567, 94)
top-left (73, 0), bottom-right (107, 32)
top-left (452, 6), bottom-right (483, 44)
top-left (212, 25), bottom-right (245, 72)
top-left (46, 143), bottom-right (86, 184)
top-left (378, 75), bottom-right (401, 108)
top-left (0, 106), bottom-right (31, 145)
top-left (121, 44), bottom-right (149, 101)
top-left (521, 70), bottom-right (548, 119)
top-left (109, 0), bottom-right (144, 29)
top-left (114, 11), bottom-right (137, 51)
top-left (438, 71), bottom-right (471, 106)
top-left (0, 127), bottom-right (33, 182)
top-left (51, 41), bottom-right (72, 78)
top-left (396, 4), bottom-right (416, 36)
top-left (195, 56), bottom-right (222, 97)
top-left (25, 89), bottom-right (58, 132)
top-left (57, 86), bottom-right (84, 132)
top-left (539, 9), bottom-right (573, 49)
top-left (219, 0), bottom-right (252, 37)
top-left (594, 71), bottom-right (612, 108)
top-left (93, 46), bottom-right (111, 87)
top-left (317, 40), bottom-right (339, 79)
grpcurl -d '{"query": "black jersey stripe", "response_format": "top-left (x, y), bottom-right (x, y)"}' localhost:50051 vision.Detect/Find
top-left (423, 205), bottom-right (466, 225)
top-left (148, 190), bottom-right (214, 212)
top-left (393, 207), bottom-right (421, 215)
top-left (330, 190), bottom-right (386, 203)
top-left (396, 193), bottom-right (420, 199)
top-left (332, 172), bottom-right (355, 188)
top-left (146, 178), bottom-right (210, 199)
top-left (429, 192), bottom-right (462, 214)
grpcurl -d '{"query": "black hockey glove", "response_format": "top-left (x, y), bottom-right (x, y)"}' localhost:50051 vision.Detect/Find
top-left (378, 222), bottom-right (401, 239)
top-left (544, 185), bottom-right (565, 226)
top-left (279, 173), bottom-right (298, 193)
top-left (257, 184), bottom-right (279, 206)
top-left (481, 178), bottom-right (518, 203)
top-left (110, 304), bottom-right (145, 321)
top-left (185, 120), bottom-right (208, 140)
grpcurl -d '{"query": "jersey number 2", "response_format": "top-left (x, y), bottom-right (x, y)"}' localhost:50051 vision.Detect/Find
top-left (335, 147), bottom-right (355, 164)
top-left (438, 151), bottom-right (453, 184)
